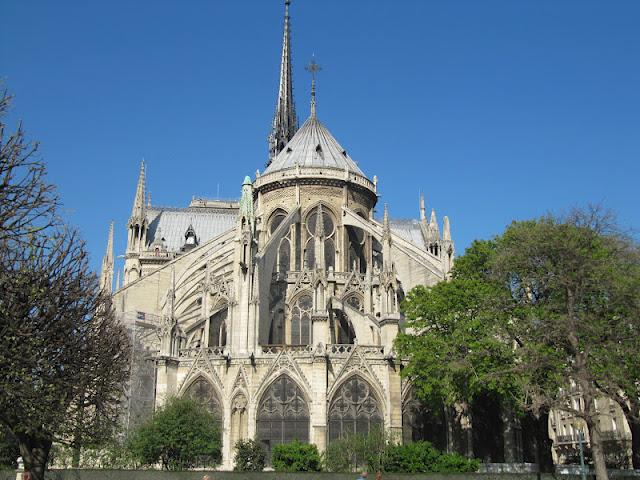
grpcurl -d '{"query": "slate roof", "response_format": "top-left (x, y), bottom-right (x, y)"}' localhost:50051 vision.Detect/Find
top-left (389, 218), bottom-right (426, 249)
top-left (147, 206), bottom-right (238, 252)
top-left (263, 115), bottom-right (365, 176)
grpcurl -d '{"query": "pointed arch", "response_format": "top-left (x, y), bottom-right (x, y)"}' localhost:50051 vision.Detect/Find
top-left (256, 374), bottom-right (310, 460)
top-left (289, 291), bottom-right (312, 345)
top-left (182, 375), bottom-right (223, 425)
top-left (328, 374), bottom-right (383, 442)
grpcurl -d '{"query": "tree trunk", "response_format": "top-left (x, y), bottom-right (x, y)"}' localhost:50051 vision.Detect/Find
top-left (71, 444), bottom-right (80, 468)
top-left (629, 415), bottom-right (640, 470)
top-left (586, 418), bottom-right (609, 480)
top-left (16, 434), bottom-right (52, 480)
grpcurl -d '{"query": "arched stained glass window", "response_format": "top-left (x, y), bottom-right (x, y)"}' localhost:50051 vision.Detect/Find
top-left (328, 376), bottom-right (383, 441)
top-left (256, 375), bottom-right (309, 460)
top-left (304, 205), bottom-right (336, 270)
top-left (278, 238), bottom-right (291, 273)
top-left (269, 210), bottom-right (288, 235)
top-left (291, 294), bottom-right (312, 345)
top-left (184, 377), bottom-right (222, 425)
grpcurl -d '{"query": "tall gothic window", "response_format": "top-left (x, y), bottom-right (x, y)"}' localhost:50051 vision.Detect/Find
top-left (256, 375), bottom-right (309, 460)
top-left (304, 206), bottom-right (336, 271)
top-left (290, 294), bottom-right (312, 345)
top-left (328, 376), bottom-right (383, 441)
top-left (269, 209), bottom-right (294, 273)
top-left (184, 377), bottom-right (222, 425)
top-left (347, 225), bottom-right (367, 273)
top-left (208, 308), bottom-right (227, 347)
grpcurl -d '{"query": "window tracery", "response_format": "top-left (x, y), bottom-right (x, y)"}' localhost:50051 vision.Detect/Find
top-left (304, 205), bottom-right (336, 270)
top-left (290, 294), bottom-right (312, 345)
top-left (328, 376), bottom-right (383, 441)
top-left (184, 377), bottom-right (222, 424)
top-left (256, 375), bottom-right (309, 459)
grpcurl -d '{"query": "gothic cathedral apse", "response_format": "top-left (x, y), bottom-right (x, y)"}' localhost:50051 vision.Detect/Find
top-left (103, 1), bottom-right (455, 468)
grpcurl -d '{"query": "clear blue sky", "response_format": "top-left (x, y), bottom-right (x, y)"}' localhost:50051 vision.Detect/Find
top-left (2, 0), bottom-right (639, 275)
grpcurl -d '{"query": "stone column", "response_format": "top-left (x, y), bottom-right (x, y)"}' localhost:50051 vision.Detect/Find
top-left (310, 352), bottom-right (328, 453)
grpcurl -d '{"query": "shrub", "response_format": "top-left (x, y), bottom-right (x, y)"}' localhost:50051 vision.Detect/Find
top-left (433, 452), bottom-right (480, 473)
top-left (233, 439), bottom-right (266, 472)
top-left (324, 427), bottom-right (391, 472)
top-left (127, 397), bottom-right (221, 470)
top-left (383, 441), bottom-right (478, 473)
top-left (271, 440), bottom-right (322, 472)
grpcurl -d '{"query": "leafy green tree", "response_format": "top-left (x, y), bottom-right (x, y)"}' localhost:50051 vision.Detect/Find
top-left (128, 397), bottom-right (221, 470)
top-left (233, 439), bottom-right (265, 471)
top-left (491, 209), bottom-right (640, 480)
top-left (271, 440), bottom-right (322, 472)
top-left (396, 240), bottom-right (524, 459)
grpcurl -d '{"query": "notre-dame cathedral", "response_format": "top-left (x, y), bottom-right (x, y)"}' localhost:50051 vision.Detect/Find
top-left (100, 1), bottom-right (630, 470)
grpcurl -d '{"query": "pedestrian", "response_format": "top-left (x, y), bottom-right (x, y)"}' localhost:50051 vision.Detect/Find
top-left (22, 467), bottom-right (31, 480)
top-left (357, 471), bottom-right (368, 480)
top-left (202, 476), bottom-right (211, 480)
top-left (376, 471), bottom-right (382, 480)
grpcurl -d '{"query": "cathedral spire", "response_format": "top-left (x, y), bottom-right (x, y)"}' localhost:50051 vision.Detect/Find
top-left (267, 0), bottom-right (298, 165)
top-left (130, 160), bottom-right (146, 222)
top-left (100, 221), bottom-right (114, 293)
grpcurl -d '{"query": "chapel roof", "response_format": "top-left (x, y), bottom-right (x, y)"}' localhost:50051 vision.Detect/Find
top-left (147, 206), bottom-right (237, 252)
top-left (263, 115), bottom-right (366, 177)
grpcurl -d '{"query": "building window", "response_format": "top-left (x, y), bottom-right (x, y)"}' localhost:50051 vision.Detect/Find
top-left (184, 377), bottom-right (222, 425)
top-left (347, 226), bottom-right (366, 273)
top-left (290, 294), bottom-right (312, 345)
top-left (328, 376), bottom-right (383, 441)
top-left (256, 375), bottom-right (309, 461)
top-left (208, 308), bottom-right (228, 347)
top-left (304, 205), bottom-right (336, 270)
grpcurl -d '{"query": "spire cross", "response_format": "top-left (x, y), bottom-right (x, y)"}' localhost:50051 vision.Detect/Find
top-left (305, 57), bottom-right (322, 117)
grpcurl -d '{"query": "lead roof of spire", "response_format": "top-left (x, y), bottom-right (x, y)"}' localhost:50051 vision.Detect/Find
top-left (267, 0), bottom-right (298, 165)
top-left (130, 160), bottom-right (146, 222)
top-left (263, 115), bottom-right (366, 176)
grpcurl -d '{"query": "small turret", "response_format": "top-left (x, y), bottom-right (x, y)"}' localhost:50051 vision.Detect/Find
top-left (124, 161), bottom-right (148, 285)
top-left (127, 160), bottom-right (148, 252)
top-left (382, 203), bottom-right (393, 272)
top-left (442, 215), bottom-right (455, 275)
top-left (443, 216), bottom-right (452, 242)
top-left (429, 208), bottom-right (440, 240)
top-left (419, 194), bottom-right (426, 221)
